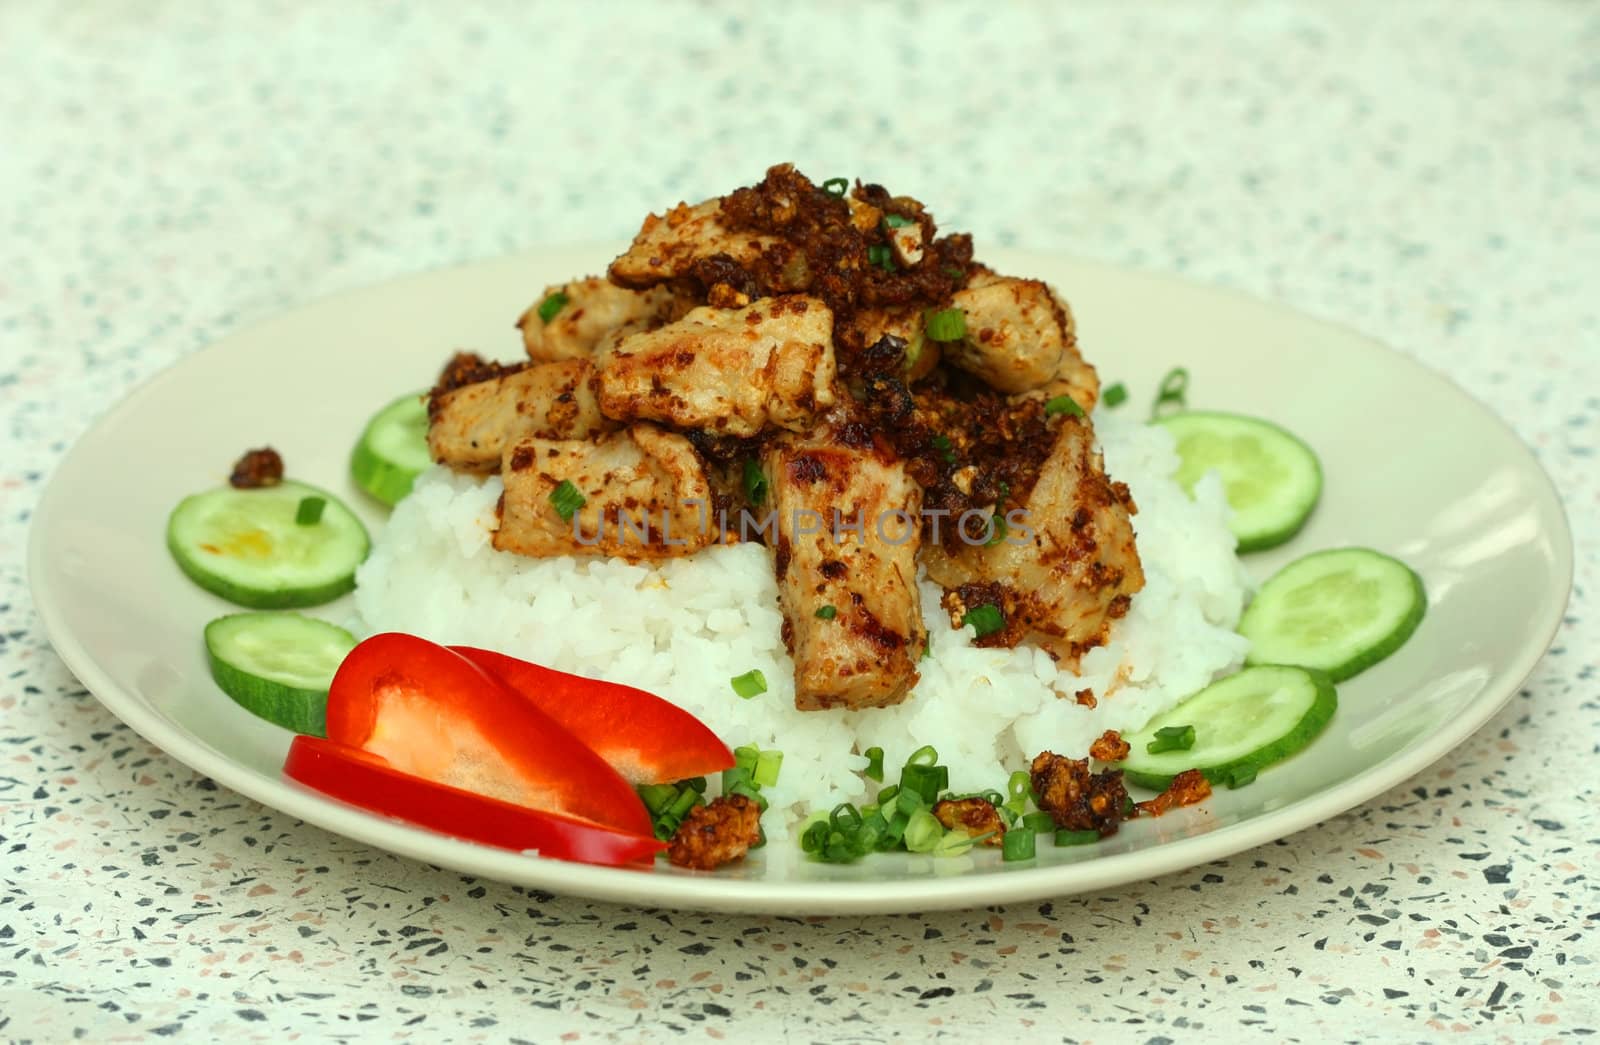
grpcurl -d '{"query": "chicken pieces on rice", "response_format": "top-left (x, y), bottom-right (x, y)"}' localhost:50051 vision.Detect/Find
top-left (425, 164), bottom-right (1145, 711)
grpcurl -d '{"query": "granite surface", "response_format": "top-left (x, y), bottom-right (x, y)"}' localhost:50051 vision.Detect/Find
top-left (3, 1), bottom-right (1598, 1040)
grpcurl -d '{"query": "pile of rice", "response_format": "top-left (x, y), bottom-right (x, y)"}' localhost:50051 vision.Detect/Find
top-left (351, 409), bottom-right (1250, 841)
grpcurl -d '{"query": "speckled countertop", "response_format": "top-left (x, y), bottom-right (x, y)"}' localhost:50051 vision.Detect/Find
top-left (3, 2), bottom-right (1597, 1040)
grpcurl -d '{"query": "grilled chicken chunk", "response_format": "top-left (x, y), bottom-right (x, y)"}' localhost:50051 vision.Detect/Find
top-left (1015, 289), bottom-right (1100, 414)
top-left (494, 424), bottom-right (721, 560)
top-left (924, 415), bottom-right (1143, 665)
top-left (765, 433), bottom-right (924, 710)
top-left (609, 199), bottom-right (777, 289)
top-left (852, 305), bottom-right (942, 383)
top-left (944, 273), bottom-right (1089, 398)
top-left (596, 295), bottom-right (837, 437)
top-left (428, 359), bottom-right (614, 473)
top-left (517, 277), bottom-right (688, 363)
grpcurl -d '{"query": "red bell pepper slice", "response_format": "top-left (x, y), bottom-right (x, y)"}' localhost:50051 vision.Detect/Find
top-left (325, 633), bottom-right (651, 836)
top-left (283, 735), bottom-right (664, 866)
top-left (453, 646), bottom-right (734, 785)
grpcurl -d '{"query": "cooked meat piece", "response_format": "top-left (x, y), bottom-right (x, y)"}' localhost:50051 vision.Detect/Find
top-left (229, 447), bottom-right (283, 488)
top-left (1087, 730), bottom-right (1131, 763)
top-left (931, 797), bottom-right (1006, 846)
top-left (667, 794), bottom-right (762, 870)
top-left (428, 359), bottom-right (614, 473)
top-left (609, 198), bottom-right (777, 290)
top-left (765, 431), bottom-right (924, 710)
top-left (1029, 751), bottom-right (1130, 836)
top-left (596, 295), bottom-right (837, 438)
top-left (924, 414), bottom-right (1144, 665)
top-left (494, 424), bottom-right (722, 560)
top-left (1013, 287), bottom-right (1100, 414)
top-left (1135, 768), bottom-right (1213, 817)
top-left (517, 277), bottom-right (689, 363)
top-left (943, 272), bottom-right (1081, 396)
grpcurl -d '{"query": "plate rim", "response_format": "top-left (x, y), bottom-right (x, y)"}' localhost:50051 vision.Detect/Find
top-left (27, 246), bottom-right (1576, 914)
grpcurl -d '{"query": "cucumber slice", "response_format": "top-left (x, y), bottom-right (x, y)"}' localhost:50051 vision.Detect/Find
top-left (1158, 411), bottom-right (1322, 552)
top-left (1240, 547), bottom-right (1426, 682)
top-left (204, 612), bottom-right (356, 735)
top-left (1120, 665), bottom-right (1337, 790)
top-left (167, 480), bottom-right (370, 608)
top-left (350, 393), bottom-right (431, 506)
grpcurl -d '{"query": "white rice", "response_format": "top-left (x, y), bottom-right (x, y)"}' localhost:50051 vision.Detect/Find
top-left (351, 409), bottom-right (1250, 840)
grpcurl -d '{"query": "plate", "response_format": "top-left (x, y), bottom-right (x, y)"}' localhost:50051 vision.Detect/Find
top-left (29, 246), bottom-right (1573, 914)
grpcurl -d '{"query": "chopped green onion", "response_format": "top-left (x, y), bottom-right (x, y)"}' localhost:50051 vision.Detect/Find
top-left (907, 745), bottom-right (939, 768)
top-left (894, 787), bottom-right (925, 818)
top-left (867, 244), bottom-right (895, 270)
top-left (536, 291), bottom-right (570, 324)
top-left (821, 177), bottom-right (849, 197)
top-left (667, 788), bottom-right (700, 819)
top-left (924, 307), bottom-right (967, 342)
top-left (730, 669), bottom-right (767, 699)
top-left (830, 803), bottom-right (863, 833)
top-left (1020, 811), bottom-right (1055, 834)
top-left (921, 641), bottom-right (931, 661)
top-left (884, 213), bottom-right (915, 228)
top-left (1226, 764), bottom-right (1258, 789)
top-left (1150, 366), bottom-right (1191, 420)
top-left (734, 744), bottom-right (760, 774)
top-left (801, 818), bottom-right (830, 853)
top-left (936, 830), bottom-right (985, 857)
top-left (653, 821), bottom-right (678, 842)
top-left (986, 513), bottom-right (1008, 546)
top-left (1121, 794), bottom-right (1136, 817)
top-left (729, 781), bottom-right (768, 812)
top-left (721, 765), bottom-right (751, 792)
top-left (930, 433), bottom-right (956, 464)
top-left (1103, 382), bottom-right (1129, 408)
top-left (859, 802), bottom-right (880, 820)
top-left (1146, 724), bottom-right (1196, 754)
top-left (880, 810), bottom-right (911, 850)
top-left (1054, 828), bottom-right (1101, 846)
top-left (903, 810), bottom-right (944, 853)
top-left (877, 783), bottom-right (900, 806)
top-left (815, 605), bottom-right (837, 620)
top-left (863, 746), bottom-right (885, 782)
top-left (963, 603), bottom-right (1004, 639)
top-left (754, 750), bottom-right (784, 788)
top-left (638, 783), bottom-right (678, 815)
top-left (741, 458), bottom-right (768, 506)
top-left (1001, 827), bottom-right (1037, 861)
top-left (684, 776), bottom-right (707, 794)
top-left (294, 496), bottom-right (326, 526)
top-left (900, 763), bottom-right (948, 805)
top-left (549, 479), bottom-right (585, 522)
top-left (1044, 395), bottom-right (1085, 418)
top-left (1004, 770), bottom-right (1032, 817)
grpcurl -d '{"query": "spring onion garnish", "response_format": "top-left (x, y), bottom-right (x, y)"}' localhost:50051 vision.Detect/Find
top-left (884, 213), bottom-right (915, 228)
top-left (754, 749), bottom-right (784, 788)
top-left (1225, 764), bottom-right (1258, 789)
top-left (815, 605), bottom-right (837, 620)
top-left (1020, 810), bottom-right (1055, 834)
top-left (930, 433), bottom-right (956, 464)
top-left (1044, 394), bottom-right (1085, 418)
top-left (1054, 828), bottom-right (1100, 846)
top-left (907, 745), bottom-right (939, 768)
top-left (963, 603), bottom-right (1004, 639)
top-left (536, 291), bottom-right (570, 324)
top-left (294, 496), bottom-right (327, 526)
top-left (742, 458), bottom-right (768, 506)
top-left (986, 513), bottom-right (1008, 546)
top-left (863, 746), bottom-right (885, 782)
top-left (867, 244), bottom-right (895, 271)
top-left (903, 810), bottom-right (944, 853)
top-left (821, 176), bottom-right (849, 197)
top-left (924, 307), bottom-right (967, 342)
top-left (936, 829), bottom-right (986, 857)
top-left (1146, 724), bottom-right (1196, 754)
top-left (1103, 382), bottom-right (1129, 408)
top-left (1151, 366), bottom-right (1191, 420)
top-left (1001, 827), bottom-right (1037, 862)
top-left (1004, 769), bottom-right (1032, 817)
top-left (730, 669), bottom-right (767, 699)
top-left (548, 479), bottom-right (585, 522)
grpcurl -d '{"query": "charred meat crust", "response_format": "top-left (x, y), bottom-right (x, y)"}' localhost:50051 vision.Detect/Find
top-left (667, 794), bottom-right (763, 870)
top-left (229, 447), bottom-right (284, 489)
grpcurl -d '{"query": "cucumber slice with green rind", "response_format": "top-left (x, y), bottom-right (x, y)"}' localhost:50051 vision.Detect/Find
top-left (1240, 547), bottom-right (1426, 682)
top-left (167, 480), bottom-right (370, 608)
top-left (1120, 665), bottom-right (1337, 791)
top-left (204, 612), bottom-right (356, 735)
top-left (350, 392), bottom-right (431, 506)
top-left (1158, 410), bottom-right (1322, 553)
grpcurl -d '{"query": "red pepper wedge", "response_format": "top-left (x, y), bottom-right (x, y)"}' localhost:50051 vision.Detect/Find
top-left (283, 735), bottom-right (664, 866)
top-left (325, 633), bottom-right (652, 836)
top-left (453, 646), bottom-right (735, 785)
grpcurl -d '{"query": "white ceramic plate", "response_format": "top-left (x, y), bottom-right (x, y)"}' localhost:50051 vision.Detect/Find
top-left (30, 247), bottom-right (1573, 914)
